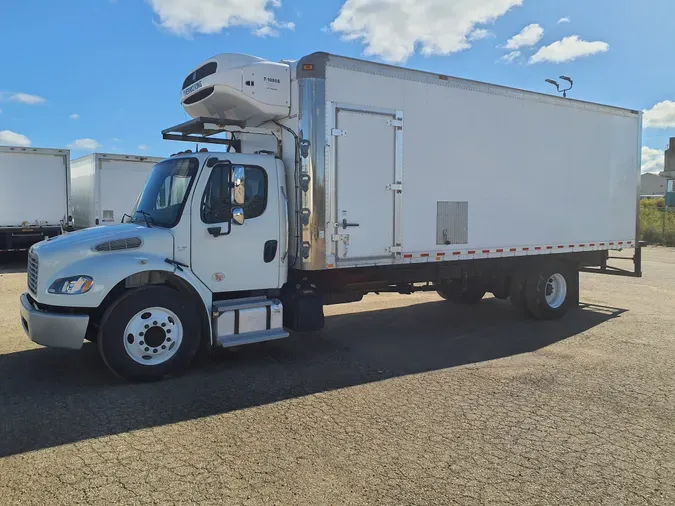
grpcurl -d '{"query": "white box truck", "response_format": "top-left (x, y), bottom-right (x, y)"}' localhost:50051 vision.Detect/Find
top-left (0, 146), bottom-right (71, 252)
top-left (71, 153), bottom-right (164, 228)
top-left (20, 52), bottom-right (642, 381)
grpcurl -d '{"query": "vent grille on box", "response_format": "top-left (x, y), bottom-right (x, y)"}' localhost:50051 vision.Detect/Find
top-left (95, 237), bottom-right (142, 252)
top-left (436, 201), bottom-right (468, 245)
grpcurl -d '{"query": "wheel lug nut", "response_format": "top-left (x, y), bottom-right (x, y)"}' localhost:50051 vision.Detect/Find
top-left (161, 345), bottom-right (166, 350)
top-left (139, 332), bottom-right (144, 337)
top-left (145, 347), bottom-right (149, 352)
top-left (167, 338), bottom-right (172, 342)
top-left (144, 324), bottom-right (149, 329)
top-left (153, 349), bottom-right (158, 353)
top-left (167, 329), bottom-right (171, 334)
top-left (153, 321), bottom-right (158, 325)
top-left (161, 323), bottom-right (166, 327)
top-left (139, 341), bottom-right (144, 346)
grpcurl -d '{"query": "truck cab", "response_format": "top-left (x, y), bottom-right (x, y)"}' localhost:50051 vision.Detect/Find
top-left (21, 148), bottom-right (291, 380)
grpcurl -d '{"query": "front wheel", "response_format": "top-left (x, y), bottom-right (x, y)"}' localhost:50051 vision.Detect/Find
top-left (98, 285), bottom-right (201, 381)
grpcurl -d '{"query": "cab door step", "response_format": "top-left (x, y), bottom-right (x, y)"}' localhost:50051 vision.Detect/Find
top-left (213, 297), bottom-right (288, 348)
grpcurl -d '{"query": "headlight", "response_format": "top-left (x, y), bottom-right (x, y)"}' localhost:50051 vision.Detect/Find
top-left (48, 276), bottom-right (94, 295)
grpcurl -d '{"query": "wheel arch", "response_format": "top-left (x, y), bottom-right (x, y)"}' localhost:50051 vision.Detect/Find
top-left (90, 269), bottom-right (213, 350)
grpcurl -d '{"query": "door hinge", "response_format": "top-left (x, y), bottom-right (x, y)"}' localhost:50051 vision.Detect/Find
top-left (331, 128), bottom-right (347, 137)
top-left (387, 119), bottom-right (403, 128)
top-left (386, 183), bottom-right (403, 191)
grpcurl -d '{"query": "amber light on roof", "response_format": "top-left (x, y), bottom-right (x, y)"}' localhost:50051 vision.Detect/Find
top-left (303, 64), bottom-right (314, 70)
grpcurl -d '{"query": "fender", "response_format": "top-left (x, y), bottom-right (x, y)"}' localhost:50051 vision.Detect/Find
top-left (38, 251), bottom-right (213, 326)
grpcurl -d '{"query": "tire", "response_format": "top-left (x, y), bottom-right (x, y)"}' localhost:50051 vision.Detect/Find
top-left (524, 260), bottom-right (574, 320)
top-left (437, 280), bottom-right (486, 304)
top-left (97, 285), bottom-right (202, 381)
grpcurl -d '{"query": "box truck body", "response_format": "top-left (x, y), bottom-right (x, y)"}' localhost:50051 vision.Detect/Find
top-left (279, 54), bottom-right (640, 271)
top-left (0, 146), bottom-right (71, 251)
top-left (20, 52), bottom-right (642, 381)
top-left (71, 153), bottom-right (163, 228)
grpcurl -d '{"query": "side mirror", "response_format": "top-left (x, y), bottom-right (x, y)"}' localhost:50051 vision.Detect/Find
top-left (232, 165), bottom-right (245, 205)
top-left (232, 207), bottom-right (245, 226)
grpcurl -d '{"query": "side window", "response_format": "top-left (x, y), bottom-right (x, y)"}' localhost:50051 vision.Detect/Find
top-left (201, 165), bottom-right (231, 224)
top-left (242, 166), bottom-right (267, 219)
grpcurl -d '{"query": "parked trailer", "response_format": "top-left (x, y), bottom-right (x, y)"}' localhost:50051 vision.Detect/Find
top-left (0, 146), bottom-right (71, 252)
top-left (20, 52), bottom-right (642, 381)
top-left (71, 153), bottom-right (164, 228)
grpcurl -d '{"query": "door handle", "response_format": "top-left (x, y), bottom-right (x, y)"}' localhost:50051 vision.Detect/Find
top-left (264, 240), bottom-right (278, 263)
top-left (342, 219), bottom-right (360, 229)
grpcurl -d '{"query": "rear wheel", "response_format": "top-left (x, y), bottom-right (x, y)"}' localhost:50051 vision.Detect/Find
top-left (98, 285), bottom-right (201, 381)
top-left (524, 261), bottom-right (574, 320)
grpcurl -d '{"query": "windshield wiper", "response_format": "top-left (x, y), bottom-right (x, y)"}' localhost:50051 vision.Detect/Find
top-left (136, 210), bottom-right (154, 228)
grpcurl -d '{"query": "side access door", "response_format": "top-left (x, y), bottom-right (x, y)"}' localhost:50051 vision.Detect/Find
top-left (190, 158), bottom-right (282, 292)
top-left (332, 105), bottom-right (403, 264)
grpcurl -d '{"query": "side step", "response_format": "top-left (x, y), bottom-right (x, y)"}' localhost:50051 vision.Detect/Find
top-left (213, 297), bottom-right (289, 348)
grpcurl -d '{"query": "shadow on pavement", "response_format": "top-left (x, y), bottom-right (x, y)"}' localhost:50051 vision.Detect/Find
top-left (0, 298), bottom-right (626, 457)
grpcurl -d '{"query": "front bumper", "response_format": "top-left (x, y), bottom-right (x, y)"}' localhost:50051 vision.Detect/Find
top-left (20, 293), bottom-right (89, 350)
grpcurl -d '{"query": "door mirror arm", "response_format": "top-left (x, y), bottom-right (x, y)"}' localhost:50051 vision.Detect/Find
top-left (207, 223), bottom-right (231, 237)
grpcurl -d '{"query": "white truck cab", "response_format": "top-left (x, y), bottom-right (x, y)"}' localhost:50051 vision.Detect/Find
top-left (20, 52), bottom-right (642, 381)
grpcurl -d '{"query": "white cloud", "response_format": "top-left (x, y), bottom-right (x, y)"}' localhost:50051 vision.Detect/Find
top-left (642, 147), bottom-right (664, 174)
top-left (1, 92), bottom-right (46, 105)
top-left (112, 137), bottom-right (122, 142)
top-left (557, 17), bottom-right (570, 24)
top-left (138, 144), bottom-right (150, 151)
top-left (529, 35), bottom-right (609, 64)
top-left (67, 138), bottom-right (102, 151)
top-left (0, 130), bottom-right (32, 147)
top-left (500, 50), bottom-right (521, 63)
top-left (330, 0), bottom-right (524, 63)
top-left (70, 113), bottom-right (80, 120)
top-left (504, 23), bottom-right (544, 50)
top-left (469, 28), bottom-right (493, 41)
top-left (643, 101), bottom-right (675, 129)
top-left (148, 0), bottom-right (292, 37)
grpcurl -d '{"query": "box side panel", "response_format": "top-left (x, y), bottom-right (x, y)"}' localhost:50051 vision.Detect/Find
top-left (99, 160), bottom-right (156, 225)
top-left (324, 63), bottom-right (640, 260)
top-left (70, 155), bottom-right (96, 228)
top-left (0, 152), bottom-right (70, 227)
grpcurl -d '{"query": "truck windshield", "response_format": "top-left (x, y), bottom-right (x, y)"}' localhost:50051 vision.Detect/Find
top-left (131, 157), bottom-right (199, 228)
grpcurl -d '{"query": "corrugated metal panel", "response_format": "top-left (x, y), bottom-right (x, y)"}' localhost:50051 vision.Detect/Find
top-left (436, 202), bottom-right (468, 245)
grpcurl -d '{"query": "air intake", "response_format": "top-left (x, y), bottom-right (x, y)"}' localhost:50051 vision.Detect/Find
top-left (95, 237), bottom-right (142, 252)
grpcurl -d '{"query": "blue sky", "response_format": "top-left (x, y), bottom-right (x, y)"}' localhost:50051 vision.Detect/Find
top-left (1, 0), bottom-right (674, 173)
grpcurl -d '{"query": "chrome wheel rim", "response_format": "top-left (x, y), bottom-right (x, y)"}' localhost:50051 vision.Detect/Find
top-left (545, 273), bottom-right (567, 309)
top-left (123, 307), bottom-right (183, 365)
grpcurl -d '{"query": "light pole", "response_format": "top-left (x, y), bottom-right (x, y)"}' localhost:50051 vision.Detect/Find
top-left (545, 76), bottom-right (574, 98)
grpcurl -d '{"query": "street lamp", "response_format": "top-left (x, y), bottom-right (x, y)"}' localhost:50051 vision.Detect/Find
top-left (545, 76), bottom-right (574, 98)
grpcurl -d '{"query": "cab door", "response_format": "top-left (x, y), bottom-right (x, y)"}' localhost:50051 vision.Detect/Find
top-left (190, 156), bottom-right (281, 293)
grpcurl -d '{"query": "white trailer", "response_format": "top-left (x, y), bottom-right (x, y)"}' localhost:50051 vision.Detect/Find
top-left (20, 52), bottom-right (642, 381)
top-left (71, 153), bottom-right (163, 228)
top-left (0, 146), bottom-right (71, 252)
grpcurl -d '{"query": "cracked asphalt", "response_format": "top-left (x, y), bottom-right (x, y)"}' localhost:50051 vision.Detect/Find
top-left (1, 248), bottom-right (674, 505)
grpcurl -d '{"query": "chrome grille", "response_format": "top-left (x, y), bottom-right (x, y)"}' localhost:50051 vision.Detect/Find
top-left (27, 251), bottom-right (39, 295)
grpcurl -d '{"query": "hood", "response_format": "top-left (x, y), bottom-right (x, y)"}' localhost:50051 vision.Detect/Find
top-left (30, 224), bottom-right (175, 292)
top-left (32, 224), bottom-right (172, 255)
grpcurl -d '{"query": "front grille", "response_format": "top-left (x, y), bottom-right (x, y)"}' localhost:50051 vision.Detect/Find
top-left (27, 251), bottom-right (39, 294)
top-left (95, 237), bottom-right (142, 252)
top-left (183, 86), bottom-right (215, 105)
top-left (182, 62), bottom-right (217, 90)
